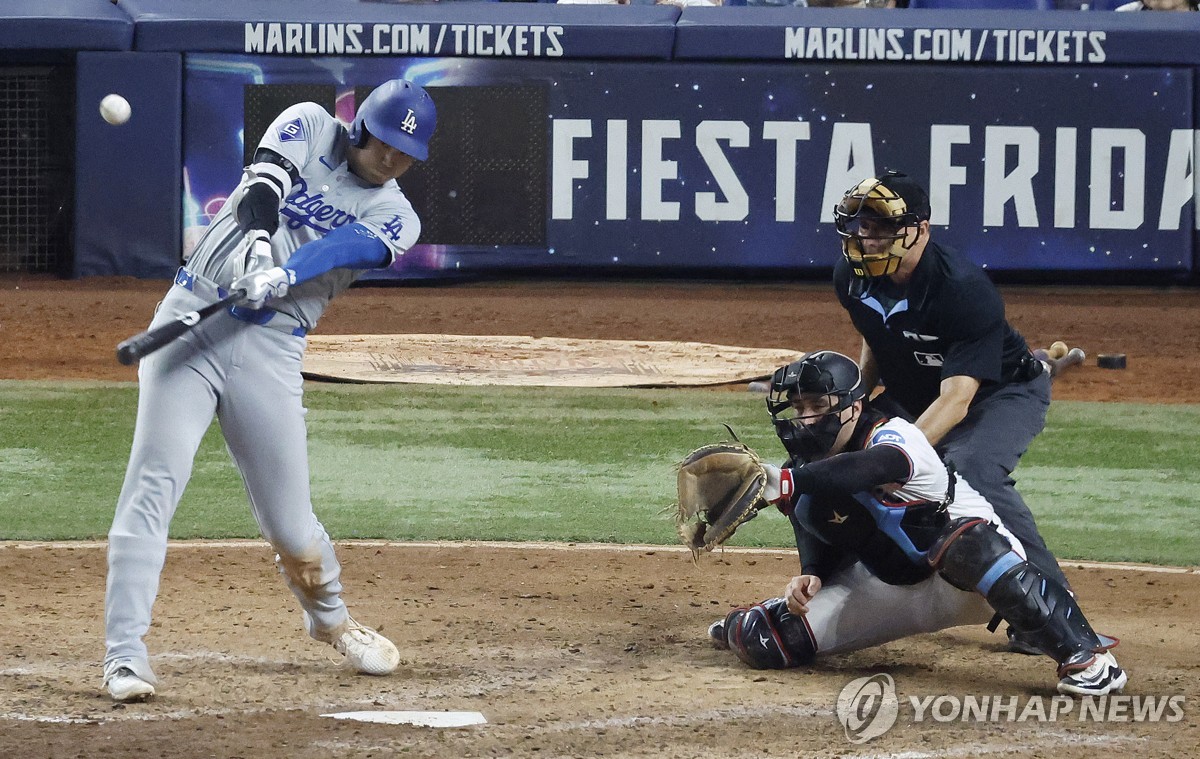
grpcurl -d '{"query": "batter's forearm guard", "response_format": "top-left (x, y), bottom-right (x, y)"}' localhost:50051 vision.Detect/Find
top-left (235, 181), bottom-right (284, 236)
top-left (234, 149), bottom-right (299, 236)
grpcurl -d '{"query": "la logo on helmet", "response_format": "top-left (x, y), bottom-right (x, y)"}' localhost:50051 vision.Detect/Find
top-left (400, 109), bottom-right (418, 135)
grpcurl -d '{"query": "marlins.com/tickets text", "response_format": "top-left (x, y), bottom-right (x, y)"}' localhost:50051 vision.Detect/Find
top-left (785, 27), bottom-right (1107, 63)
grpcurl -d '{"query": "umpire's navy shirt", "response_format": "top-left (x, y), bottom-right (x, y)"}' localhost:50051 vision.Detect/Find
top-left (833, 241), bottom-right (1032, 418)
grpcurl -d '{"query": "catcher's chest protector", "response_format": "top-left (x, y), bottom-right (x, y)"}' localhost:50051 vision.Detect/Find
top-left (793, 491), bottom-right (944, 586)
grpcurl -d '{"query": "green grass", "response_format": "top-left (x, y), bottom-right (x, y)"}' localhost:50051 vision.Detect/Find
top-left (0, 380), bottom-right (1196, 566)
top-left (1017, 403), bottom-right (1200, 565)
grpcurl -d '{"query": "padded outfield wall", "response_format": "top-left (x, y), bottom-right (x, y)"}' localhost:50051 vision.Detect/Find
top-left (19, 0), bottom-right (1200, 279)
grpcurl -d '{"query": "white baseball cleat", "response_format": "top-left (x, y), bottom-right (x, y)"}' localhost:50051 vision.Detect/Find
top-left (103, 661), bottom-right (156, 703)
top-left (334, 618), bottom-right (400, 676)
top-left (1056, 651), bottom-right (1128, 696)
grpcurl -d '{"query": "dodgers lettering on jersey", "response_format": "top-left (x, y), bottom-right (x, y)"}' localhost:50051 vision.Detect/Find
top-left (185, 101), bottom-right (421, 331)
top-left (379, 215), bottom-right (406, 241)
top-left (281, 178), bottom-right (358, 234)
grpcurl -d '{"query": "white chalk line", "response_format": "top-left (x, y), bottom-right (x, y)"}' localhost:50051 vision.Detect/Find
top-left (0, 706), bottom-right (288, 725)
top-left (544, 704), bottom-right (832, 733)
top-left (0, 657), bottom-right (1164, 759)
top-left (843, 728), bottom-right (1141, 759)
top-left (0, 647), bottom-right (553, 726)
top-left (2, 539), bottom-right (1196, 575)
top-left (0, 651), bottom-right (304, 678)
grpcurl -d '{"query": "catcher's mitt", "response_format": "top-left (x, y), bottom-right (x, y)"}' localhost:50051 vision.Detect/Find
top-left (673, 440), bottom-right (769, 556)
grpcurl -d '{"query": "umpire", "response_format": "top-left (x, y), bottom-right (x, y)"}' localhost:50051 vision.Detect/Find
top-left (830, 171), bottom-right (1064, 653)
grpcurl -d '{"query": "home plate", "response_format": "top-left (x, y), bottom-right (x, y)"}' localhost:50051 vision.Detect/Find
top-left (321, 710), bottom-right (487, 727)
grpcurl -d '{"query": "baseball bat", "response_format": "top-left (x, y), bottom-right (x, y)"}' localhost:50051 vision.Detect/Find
top-left (115, 289), bottom-right (246, 365)
top-left (1052, 347), bottom-right (1086, 375)
top-left (1039, 346), bottom-right (1086, 378)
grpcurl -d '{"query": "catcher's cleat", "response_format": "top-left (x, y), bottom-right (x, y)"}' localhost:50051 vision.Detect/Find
top-left (708, 619), bottom-right (730, 650)
top-left (1056, 651), bottom-right (1127, 696)
top-left (334, 618), bottom-right (401, 676)
top-left (104, 663), bottom-right (155, 703)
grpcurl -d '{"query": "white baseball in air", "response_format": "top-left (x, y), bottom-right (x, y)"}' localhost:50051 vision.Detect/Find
top-left (100, 93), bottom-right (131, 126)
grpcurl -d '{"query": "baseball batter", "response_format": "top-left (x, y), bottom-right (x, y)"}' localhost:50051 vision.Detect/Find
top-left (103, 79), bottom-right (436, 702)
top-left (709, 351), bottom-right (1127, 696)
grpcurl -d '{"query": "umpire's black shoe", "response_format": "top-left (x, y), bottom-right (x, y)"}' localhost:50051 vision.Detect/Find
top-left (1007, 626), bottom-right (1043, 656)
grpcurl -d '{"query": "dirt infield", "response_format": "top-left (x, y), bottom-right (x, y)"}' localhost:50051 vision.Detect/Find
top-left (1, 275), bottom-right (1198, 758)
top-left (3, 275), bottom-right (1200, 402)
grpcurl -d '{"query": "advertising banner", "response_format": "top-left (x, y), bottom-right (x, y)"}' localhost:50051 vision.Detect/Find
top-left (183, 54), bottom-right (1197, 279)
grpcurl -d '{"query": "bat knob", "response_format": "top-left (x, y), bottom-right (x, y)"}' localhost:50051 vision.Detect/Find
top-left (116, 340), bottom-right (141, 366)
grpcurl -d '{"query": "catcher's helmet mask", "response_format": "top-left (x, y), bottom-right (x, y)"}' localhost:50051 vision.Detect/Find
top-left (835, 171), bottom-right (931, 281)
top-left (767, 351), bottom-right (866, 463)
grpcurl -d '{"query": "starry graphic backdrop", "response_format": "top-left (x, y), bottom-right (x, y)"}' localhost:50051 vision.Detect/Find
top-left (182, 54), bottom-right (1195, 279)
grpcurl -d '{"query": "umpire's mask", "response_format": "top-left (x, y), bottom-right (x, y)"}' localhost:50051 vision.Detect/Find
top-left (835, 171), bottom-right (930, 281)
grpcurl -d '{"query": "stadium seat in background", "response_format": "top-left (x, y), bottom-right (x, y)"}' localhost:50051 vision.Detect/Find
top-left (1065, 0), bottom-right (1128, 7)
top-left (908, 0), bottom-right (1053, 8)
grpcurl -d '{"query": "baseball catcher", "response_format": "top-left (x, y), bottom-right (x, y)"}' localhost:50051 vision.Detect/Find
top-left (705, 350), bottom-right (1127, 696)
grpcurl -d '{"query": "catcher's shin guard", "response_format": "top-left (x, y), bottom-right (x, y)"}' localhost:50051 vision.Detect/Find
top-left (929, 518), bottom-right (1111, 673)
top-left (718, 597), bottom-right (816, 670)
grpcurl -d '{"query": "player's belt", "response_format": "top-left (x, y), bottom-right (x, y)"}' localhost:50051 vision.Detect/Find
top-left (173, 267), bottom-right (308, 337)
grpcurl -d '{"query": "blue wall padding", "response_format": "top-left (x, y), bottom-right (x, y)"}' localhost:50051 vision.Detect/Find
top-left (0, 0), bottom-right (132, 50)
top-left (74, 52), bottom-right (182, 278)
top-left (121, 0), bottom-right (680, 60)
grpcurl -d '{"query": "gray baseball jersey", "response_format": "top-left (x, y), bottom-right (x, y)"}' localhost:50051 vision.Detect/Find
top-left (104, 102), bottom-right (418, 685)
top-left (186, 102), bottom-right (420, 331)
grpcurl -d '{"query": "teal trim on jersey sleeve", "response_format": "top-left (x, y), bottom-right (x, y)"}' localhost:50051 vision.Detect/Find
top-left (283, 223), bottom-right (391, 285)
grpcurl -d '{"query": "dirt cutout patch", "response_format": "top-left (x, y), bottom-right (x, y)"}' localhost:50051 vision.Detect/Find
top-left (303, 334), bottom-right (803, 387)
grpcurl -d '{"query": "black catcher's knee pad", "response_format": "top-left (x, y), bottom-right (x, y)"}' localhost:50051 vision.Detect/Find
top-left (720, 597), bottom-right (816, 670)
top-left (927, 517), bottom-right (1015, 592)
top-left (983, 560), bottom-right (1107, 669)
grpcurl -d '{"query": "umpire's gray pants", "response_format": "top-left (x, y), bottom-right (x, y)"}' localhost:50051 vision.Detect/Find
top-left (937, 371), bottom-right (1068, 587)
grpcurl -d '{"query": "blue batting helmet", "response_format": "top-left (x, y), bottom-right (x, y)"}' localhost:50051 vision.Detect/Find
top-left (348, 79), bottom-right (437, 161)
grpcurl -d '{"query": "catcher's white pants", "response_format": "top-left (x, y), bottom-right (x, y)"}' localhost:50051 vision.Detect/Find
top-left (104, 285), bottom-right (349, 677)
top-left (803, 562), bottom-right (996, 656)
top-left (804, 489), bottom-right (1027, 656)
